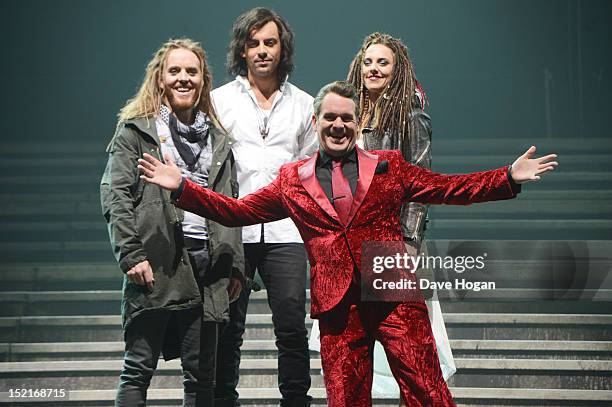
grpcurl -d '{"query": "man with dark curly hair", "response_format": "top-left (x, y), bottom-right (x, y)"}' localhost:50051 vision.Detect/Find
top-left (211, 7), bottom-right (317, 407)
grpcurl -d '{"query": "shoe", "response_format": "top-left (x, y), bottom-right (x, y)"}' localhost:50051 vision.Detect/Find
top-left (279, 395), bottom-right (312, 407)
top-left (214, 397), bottom-right (240, 407)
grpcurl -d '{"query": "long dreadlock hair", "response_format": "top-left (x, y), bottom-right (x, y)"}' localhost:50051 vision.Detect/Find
top-left (347, 32), bottom-right (427, 145)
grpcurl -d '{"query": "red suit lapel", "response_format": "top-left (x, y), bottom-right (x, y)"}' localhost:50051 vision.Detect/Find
top-left (298, 152), bottom-right (341, 224)
top-left (298, 148), bottom-right (379, 226)
top-left (346, 147), bottom-right (378, 225)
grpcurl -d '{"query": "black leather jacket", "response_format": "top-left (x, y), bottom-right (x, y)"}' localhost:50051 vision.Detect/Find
top-left (362, 108), bottom-right (432, 247)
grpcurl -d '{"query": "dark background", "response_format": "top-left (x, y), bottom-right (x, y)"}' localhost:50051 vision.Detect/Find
top-left (1, 0), bottom-right (610, 143)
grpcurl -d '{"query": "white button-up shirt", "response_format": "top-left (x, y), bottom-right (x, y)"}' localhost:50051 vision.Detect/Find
top-left (212, 76), bottom-right (318, 243)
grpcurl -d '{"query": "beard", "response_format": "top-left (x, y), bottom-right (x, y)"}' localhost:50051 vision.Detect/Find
top-left (164, 88), bottom-right (200, 117)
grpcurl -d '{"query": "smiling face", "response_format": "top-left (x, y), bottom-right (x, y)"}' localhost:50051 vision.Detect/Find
top-left (159, 48), bottom-right (203, 121)
top-left (362, 43), bottom-right (395, 102)
top-left (314, 92), bottom-right (358, 158)
top-left (243, 20), bottom-right (281, 80)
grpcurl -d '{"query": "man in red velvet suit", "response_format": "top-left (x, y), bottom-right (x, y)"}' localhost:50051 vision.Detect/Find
top-left (138, 81), bottom-right (558, 407)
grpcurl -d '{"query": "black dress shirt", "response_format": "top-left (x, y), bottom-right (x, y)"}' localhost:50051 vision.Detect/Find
top-left (315, 148), bottom-right (359, 204)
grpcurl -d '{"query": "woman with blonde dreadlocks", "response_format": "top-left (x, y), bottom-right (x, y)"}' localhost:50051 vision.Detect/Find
top-left (309, 32), bottom-right (456, 405)
top-left (348, 32), bottom-right (430, 249)
top-left (350, 31), bottom-right (456, 402)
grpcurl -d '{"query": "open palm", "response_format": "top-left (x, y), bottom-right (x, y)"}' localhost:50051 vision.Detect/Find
top-left (511, 146), bottom-right (558, 184)
top-left (138, 153), bottom-right (182, 191)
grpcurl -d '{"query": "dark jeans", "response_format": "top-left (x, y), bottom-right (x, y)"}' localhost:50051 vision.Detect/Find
top-left (116, 241), bottom-right (218, 407)
top-left (215, 243), bottom-right (311, 407)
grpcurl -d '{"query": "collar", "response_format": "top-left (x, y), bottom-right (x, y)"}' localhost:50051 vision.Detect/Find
top-left (124, 116), bottom-right (160, 143)
top-left (159, 104), bottom-right (210, 130)
top-left (317, 147), bottom-right (357, 168)
top-left (236, 74), bottom-right (288, 94)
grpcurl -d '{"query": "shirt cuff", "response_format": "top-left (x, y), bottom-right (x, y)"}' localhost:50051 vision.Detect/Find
top-left (507, 165), bottom-right (522, 194)
top-left (170, 177), bottom-right (186, 202)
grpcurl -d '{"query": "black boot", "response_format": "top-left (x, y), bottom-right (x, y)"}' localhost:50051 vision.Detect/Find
top-left (279, 395), bottom-right (312, 407)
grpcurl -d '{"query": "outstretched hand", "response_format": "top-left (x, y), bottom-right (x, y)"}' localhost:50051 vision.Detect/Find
top-left (510, 146), bottom-right (558, 184)
top-left (138, 153), bottom-right (182, 191)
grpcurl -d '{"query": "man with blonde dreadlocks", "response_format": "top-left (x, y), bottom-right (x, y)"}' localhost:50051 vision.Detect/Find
top-left (100, 38), bottom-right (244, 407)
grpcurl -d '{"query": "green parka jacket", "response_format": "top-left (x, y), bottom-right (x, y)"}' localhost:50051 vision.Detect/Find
top-left (100, 117), bottom-right (244, 351)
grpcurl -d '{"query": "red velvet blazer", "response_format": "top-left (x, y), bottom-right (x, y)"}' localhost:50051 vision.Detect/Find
top-left (175, 147), bottom-right (518, 317)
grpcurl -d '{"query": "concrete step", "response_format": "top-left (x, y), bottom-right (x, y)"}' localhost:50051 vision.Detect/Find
top-left (0, 221), bottom-right (107, 243)
top-left (426, 219), bottom-right (612, 240)
top-left (2, 172), bottom-right (610, 196)
top-left (446, 358), bottom-right (612, 390)
top-left (3, 286), bottom-right (611, 317)
top-left (2, 219), bottom-right (608, 245)
top-left (0, 291), bottom-right (122, 316)
top-left (1, 387), bottom-right (610, 407)
top-left (3, 232), bottom-right (612, 268)
top-left (0, 314), bottom-right (610, 343)
top-left (0, 175), bottom-right (100, 193)
top-left (0, 340), bottom-right (312, 362)
top-left (2, 340), bottom-right (610, 362)
top-left (430, 138), bottom-right (612, 155)
top-left (516, 171), bottom-right (612, 191)
top-left (2, 219), bottom-right (610, 246)
top-left (0, 158), bottom-right (108, 176)
top-left (0, 359), bottom-right (324, 390)
top-left (0, 358), bottom-right (609, 390)
top-left (3, 230), bottom-right (611, 261)
top-left (0, 263), bottom-right (121, 291)
top-left (0, 151), bottom-right (612, 173)
top-left (2, 192), bottom-right (101, 203)
top-left (1, 281), bottom-right (611, 315)
top-left (428, 199), bottom-right (612, 219)
top-left (0, 142), bottom-right (105, 155)
top-left (5, 189), bottom-right (611, 208)
top-left (1, 232), bottom-right (610, 287)
top-left (452, 387), bottom-right (612, 407)
top-left (0, 241), bottom-right (114, 263)
top-left (0, 202), bottom-right (102, 217)
top-left (431, 154), bottom-right (611, 173)
top-left (1, 153), bottom-right (609, 176)
top-left (2, 199), bottom-right (610, 222)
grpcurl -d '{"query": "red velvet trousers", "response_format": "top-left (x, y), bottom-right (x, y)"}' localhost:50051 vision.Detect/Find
top-left (318, 287), bottom-right (456, 407)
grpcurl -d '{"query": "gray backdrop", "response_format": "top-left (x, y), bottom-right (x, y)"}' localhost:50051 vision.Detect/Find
top-left (1, 0), bottom-right (610, 142)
